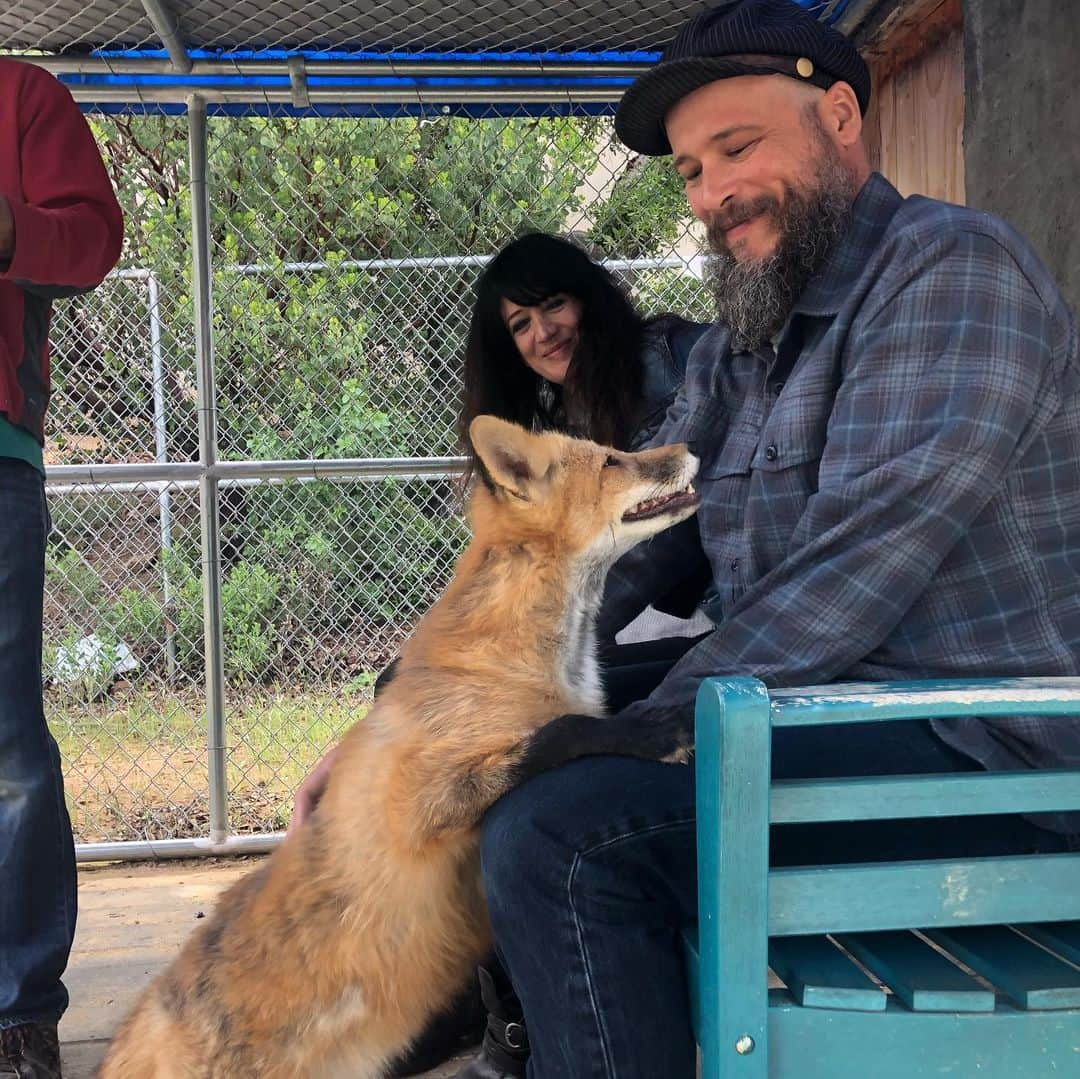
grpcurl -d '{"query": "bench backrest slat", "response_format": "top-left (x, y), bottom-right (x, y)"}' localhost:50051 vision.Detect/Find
top-left (771, 770), bottom-right (1080, 824)
top-left (768, 854), bottom-right (1080, 936)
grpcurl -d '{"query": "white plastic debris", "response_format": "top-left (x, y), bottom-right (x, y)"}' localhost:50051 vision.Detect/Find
top-left (52, 634), bottom-right (139, 686)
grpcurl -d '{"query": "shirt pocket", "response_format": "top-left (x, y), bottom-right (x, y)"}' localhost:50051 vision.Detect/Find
top-left (701, 423), bottom-right (760, 479)
top-left (751, 393), bottom-right (831, 474)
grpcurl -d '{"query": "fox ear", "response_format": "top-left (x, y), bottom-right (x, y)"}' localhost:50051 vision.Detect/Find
top-left (469, 416), bottom-right (554, 501)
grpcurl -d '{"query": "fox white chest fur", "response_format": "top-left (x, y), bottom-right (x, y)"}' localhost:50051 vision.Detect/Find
top-left (555, 562), bottom-right (608, 716)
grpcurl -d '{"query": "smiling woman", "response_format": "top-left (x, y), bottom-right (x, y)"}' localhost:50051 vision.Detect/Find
top-left (499, 291), bottom-right (583, 385)
top-left (458, 232), bottom-right (709, 482)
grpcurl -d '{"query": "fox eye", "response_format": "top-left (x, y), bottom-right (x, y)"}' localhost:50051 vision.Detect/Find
top-left (603, 454), bottom-right (621, 468)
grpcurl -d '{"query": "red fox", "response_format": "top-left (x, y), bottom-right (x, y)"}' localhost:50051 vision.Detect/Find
top-left (101, 416), bottom-right (699, 1078)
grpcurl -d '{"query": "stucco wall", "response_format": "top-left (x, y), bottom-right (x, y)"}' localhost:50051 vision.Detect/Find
top-left (963, 0), bottom-right (1080, 316)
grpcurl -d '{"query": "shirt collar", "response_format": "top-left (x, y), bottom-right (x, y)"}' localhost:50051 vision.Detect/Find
top-left (791, 172), bottom-right (905, 319)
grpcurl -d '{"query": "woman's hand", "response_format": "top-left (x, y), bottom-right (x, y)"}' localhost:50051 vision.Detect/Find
top-left (288, 742), bottom-right (342, 834)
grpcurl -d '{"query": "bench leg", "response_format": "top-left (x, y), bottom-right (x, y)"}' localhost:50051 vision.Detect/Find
top-left (695, 677), bottom-right (772, 1078)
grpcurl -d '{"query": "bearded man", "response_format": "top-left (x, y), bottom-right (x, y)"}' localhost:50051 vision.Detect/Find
top-left (289, 2), bottom-right (1079, 1075)
top-left (461, 1), bottom-right (1080, 1076)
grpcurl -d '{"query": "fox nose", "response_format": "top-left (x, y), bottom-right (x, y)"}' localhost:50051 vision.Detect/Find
top-left (684, 441), bottom-right (698, 456)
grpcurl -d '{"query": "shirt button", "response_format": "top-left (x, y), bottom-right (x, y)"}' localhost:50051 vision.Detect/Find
top-left (772, 381), bottom-right (785, 395)
top-left (764, 444), bottom-right (779, 462)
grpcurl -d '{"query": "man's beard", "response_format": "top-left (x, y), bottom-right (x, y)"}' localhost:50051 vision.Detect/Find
top-left (703, 130), bottom-right (855, 347)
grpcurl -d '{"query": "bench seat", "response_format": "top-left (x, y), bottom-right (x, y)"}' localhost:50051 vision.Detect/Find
top-left (685, 924), bottom-right (1080, 1077)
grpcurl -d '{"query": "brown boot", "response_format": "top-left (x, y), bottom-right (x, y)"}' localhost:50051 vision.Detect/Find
top-left (0, 1023), bottom-right (62, 1079)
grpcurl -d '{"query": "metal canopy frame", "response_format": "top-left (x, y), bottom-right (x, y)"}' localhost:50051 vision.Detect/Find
top-left (2, 1), bottom-right (885, 112)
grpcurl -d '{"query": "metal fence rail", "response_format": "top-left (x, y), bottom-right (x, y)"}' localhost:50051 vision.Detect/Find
top-left (37, 95), bottom-right (713, 861)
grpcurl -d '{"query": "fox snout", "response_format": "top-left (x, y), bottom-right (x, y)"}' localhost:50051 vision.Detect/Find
top-left (670, 443), bottom-right (699, 482)
top-left (617, 443), bottom-right (699, 529)
top-left (632, 441), bottom-right (699, 486)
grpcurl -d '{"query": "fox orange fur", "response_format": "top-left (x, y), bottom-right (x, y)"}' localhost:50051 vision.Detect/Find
top-left (101, 416), bottom-right (698, 1078)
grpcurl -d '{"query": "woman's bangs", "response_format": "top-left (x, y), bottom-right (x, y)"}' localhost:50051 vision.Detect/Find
top-left (497, 272), bottom-right (560, 310)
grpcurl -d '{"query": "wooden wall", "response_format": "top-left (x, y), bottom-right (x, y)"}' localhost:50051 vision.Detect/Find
top-left (861, 1), bottom-right (965, 204)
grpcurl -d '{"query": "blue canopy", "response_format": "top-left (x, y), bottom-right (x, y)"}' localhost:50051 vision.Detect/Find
top-left (3, 0), bottom-right (864, 115)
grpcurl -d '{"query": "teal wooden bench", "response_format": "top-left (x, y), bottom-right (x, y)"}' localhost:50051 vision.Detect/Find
top-left (685, 676), bottom-right (1080, 1077)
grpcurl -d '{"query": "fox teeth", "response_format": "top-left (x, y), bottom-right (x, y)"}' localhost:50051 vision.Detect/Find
top-left (635, 486), bottom-right (694, 511)
top-left (623, 484), bottom-right (699, 521)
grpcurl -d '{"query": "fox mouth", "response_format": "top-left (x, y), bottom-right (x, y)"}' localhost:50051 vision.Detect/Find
top-left (622, 485), bottom-right (698, 522)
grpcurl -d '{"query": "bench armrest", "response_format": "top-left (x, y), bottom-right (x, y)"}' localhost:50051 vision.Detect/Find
top-left (761, 676), bottom-right (1080, 728)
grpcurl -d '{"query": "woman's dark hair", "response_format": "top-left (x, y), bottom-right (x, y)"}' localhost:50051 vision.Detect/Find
top-left (458, 233), bottom-right (645, 477)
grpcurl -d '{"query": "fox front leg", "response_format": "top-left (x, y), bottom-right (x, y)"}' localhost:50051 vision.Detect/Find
top-left (507, 708), bottom-right (694, 788)
top-left (409, 710), bottom-right (694, 838)
top-left (404, 749), bottom-right (538, 840)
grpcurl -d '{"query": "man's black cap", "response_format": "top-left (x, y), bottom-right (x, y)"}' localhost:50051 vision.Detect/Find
top-left (615, 0), bottom-right (871, 156)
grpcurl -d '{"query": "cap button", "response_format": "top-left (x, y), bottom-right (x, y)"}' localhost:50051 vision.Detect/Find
top-left (796, 57), bottom-right (815, 78)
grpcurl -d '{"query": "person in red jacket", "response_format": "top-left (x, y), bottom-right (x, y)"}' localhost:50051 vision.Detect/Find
top-left (0, 58), bottom-right (123, 1079)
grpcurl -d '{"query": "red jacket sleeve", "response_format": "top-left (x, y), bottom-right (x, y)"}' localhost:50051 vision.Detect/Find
top-left (0, 64), bottom-right (123, 289)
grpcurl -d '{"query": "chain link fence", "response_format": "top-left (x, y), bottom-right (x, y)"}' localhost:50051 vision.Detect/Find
top-left (19, 0), bottom-right (871, 859)
top-left (40, 98), bottom-right (714, 855)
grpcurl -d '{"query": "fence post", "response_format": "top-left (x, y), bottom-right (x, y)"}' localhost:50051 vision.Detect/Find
top-left (146, 270), bottom-right (178, 683)
top-left (188, 93), bottom-right (229, 845)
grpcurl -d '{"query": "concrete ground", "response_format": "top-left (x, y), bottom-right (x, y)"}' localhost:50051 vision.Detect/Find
top-left (59, 859), bottom-right (476, 1078)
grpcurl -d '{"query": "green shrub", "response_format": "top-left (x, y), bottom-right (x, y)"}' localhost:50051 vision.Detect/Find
top-left (43, 112), bottom-right (705, 690)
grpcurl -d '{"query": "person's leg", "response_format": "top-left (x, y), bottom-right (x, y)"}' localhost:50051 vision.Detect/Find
top-left (451, 636), bottom-right (706, 1079)
top-left (385, 975), bottom-right (488, 1077)
top-left (469, 642), bottom-right (720, 1079)
top-left (482, 715), bottom-right (1068, 1079)
top-left (0, 461), bottom-right (76, 1033)
top-left (482, 756), bottom-right (699, 1079)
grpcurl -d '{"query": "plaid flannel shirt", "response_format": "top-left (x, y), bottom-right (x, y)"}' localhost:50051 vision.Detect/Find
top-left (600, 174), bottom-right (1080, 823)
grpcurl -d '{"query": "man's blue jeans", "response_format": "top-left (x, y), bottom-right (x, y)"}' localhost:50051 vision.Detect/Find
top-left (0, 459), bottom-right (75, 1028)
top-left (480, 643), bottom-right (1070, 1079)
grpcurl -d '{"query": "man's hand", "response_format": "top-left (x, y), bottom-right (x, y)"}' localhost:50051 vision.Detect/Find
top-left (288, 742), bottom-right (342, 834)
top-left (0, 195), bottom-right (14, 261)
top-left (289, 663), bottom-right (396, 833)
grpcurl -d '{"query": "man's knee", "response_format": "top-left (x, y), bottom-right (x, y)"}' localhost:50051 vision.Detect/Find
top-left (479, 757), bottom-right (695, 917)
top-left (479, 763), bottom-right (608, 916)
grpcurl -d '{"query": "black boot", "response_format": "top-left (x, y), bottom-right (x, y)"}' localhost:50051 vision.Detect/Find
top-left (454, 965), bottom-right (529, 1079)
top-left (0, 1023), bottom-right (62, 1079)
top-left (384, 974), bottom-right (488, 1077)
